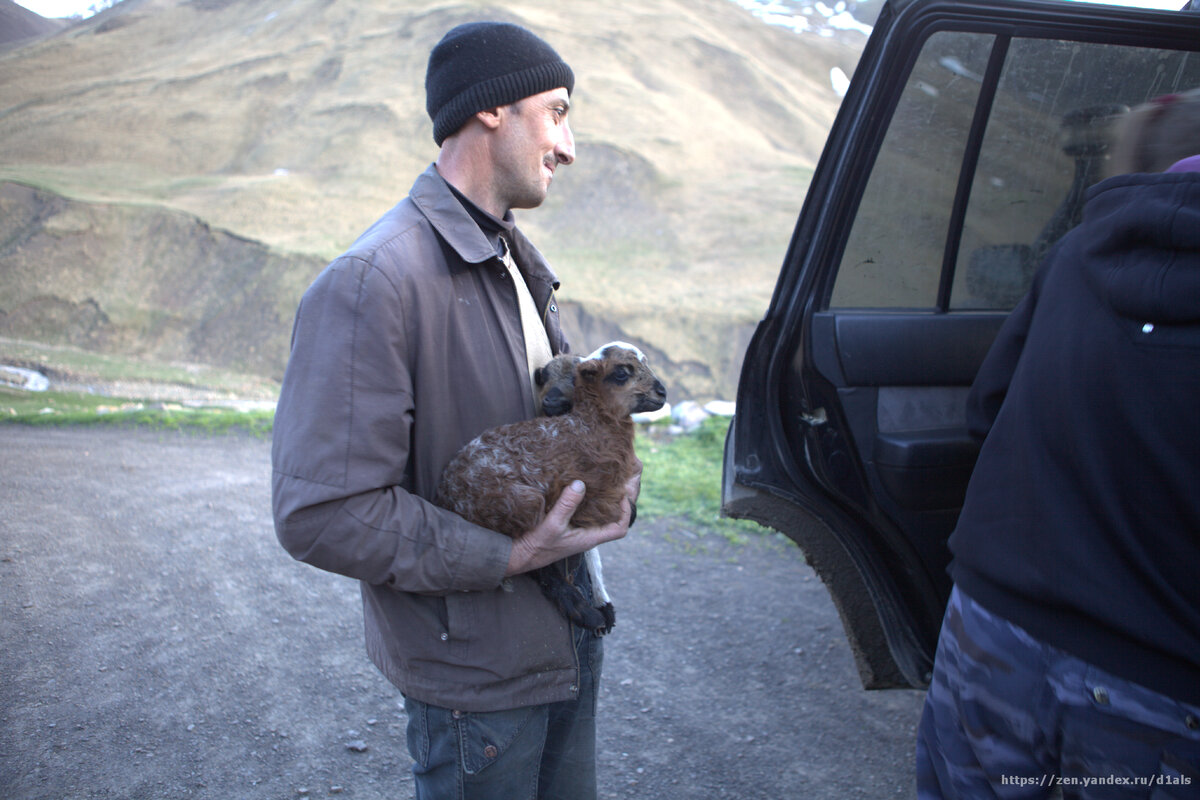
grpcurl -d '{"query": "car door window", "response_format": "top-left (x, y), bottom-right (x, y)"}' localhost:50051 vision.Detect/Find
top-left (832, 31), bottom-right (992, 309)
top-left (956, 38), bottom-right (1200, 308)
top-left (830, 31), bottom-right (1200, 311)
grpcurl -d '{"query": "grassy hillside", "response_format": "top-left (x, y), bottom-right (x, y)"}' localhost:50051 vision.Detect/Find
top-left (0, 0), bottom-right (864, 399)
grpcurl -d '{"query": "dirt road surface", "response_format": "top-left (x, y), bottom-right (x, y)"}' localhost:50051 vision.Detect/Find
top-left (1, 426), bottom-right (925, 799)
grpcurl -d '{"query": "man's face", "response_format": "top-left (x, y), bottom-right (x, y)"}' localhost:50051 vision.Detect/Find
top-left (493, 87), bottom-right (575, 211)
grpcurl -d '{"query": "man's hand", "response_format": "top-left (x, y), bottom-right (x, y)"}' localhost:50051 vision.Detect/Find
top-left (505, 462), bottom-right (642, 577)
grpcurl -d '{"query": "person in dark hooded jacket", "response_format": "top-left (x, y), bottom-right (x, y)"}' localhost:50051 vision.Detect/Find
top-left (917, 90), bottom-right (1200, 798)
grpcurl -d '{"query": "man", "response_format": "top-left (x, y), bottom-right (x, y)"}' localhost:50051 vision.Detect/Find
top-left (271, 21), bottom-right (636, 799)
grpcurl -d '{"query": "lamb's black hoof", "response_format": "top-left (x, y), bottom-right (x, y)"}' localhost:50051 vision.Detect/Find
top-left (595, 602), bottom-right (616, 636)
top-left (564, 595), bottom-right (610, 635)
top-left (534, 566), bottom-right (616, 635)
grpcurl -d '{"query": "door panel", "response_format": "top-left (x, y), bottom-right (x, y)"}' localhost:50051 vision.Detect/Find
top-left (809, 310), bottom-right (1001, 512)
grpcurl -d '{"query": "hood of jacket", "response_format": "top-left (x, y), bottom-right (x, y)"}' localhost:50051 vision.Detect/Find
top-left (1082, 172), bottom-right (1200, 324)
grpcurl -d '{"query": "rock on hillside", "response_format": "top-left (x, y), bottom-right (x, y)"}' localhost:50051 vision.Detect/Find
top-left (0, 0), bottom-right (864, 399)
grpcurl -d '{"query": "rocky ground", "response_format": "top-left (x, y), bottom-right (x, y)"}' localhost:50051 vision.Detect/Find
top-left (1, 425), bottom-right (925, 799)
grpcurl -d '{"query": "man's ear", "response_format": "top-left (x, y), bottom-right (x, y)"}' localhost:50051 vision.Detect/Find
top-left (475, 106), bottom-right (503, 131)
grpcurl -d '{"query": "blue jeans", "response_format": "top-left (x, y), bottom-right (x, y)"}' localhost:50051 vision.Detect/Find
top-left (404, 624), bottom-right (603, 800)
top-left (918, 586), bottom-right (1200, 799)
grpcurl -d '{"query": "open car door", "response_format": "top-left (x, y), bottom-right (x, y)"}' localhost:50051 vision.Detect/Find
top-left (722, 0), bottom-right (1200, 690)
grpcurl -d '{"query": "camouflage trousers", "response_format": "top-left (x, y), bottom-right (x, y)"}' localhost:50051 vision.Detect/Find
top-left (917, 586), bottom-right (1200, 799)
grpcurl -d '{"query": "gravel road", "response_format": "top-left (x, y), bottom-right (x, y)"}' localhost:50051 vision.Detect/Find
top-left (1, 425), bottom-right (925, 799)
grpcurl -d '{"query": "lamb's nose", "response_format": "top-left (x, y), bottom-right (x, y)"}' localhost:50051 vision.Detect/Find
top-left (542, 387), bottom-right (571, 417)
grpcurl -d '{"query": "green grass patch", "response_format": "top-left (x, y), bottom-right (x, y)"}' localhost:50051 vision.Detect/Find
top-left (0, 386), bottom-right (274, 436)
top-left (636, 415), bottom-right (767, 542)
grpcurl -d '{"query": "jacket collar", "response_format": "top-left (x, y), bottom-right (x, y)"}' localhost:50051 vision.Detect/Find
top-left (409, 164), bottom-right (561, 292)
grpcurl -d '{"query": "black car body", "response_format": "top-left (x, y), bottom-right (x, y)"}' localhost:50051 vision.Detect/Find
top-left (722, 0), bottom-right (1200, 690)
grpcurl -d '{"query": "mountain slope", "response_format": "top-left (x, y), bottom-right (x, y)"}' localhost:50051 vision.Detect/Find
top-left (0, 0), bottom-right (863, 398)
top-left (0, 0), bottom-right (67, 47)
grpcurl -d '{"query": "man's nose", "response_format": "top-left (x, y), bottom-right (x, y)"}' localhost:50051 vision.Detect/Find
top-left (556, 121), bottom-right (575, 165)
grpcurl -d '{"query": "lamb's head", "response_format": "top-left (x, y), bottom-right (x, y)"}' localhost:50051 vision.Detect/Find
top-left (576, 342), bottom-right (667, 415)
top-left (534, 354), bottom-right (581, 417)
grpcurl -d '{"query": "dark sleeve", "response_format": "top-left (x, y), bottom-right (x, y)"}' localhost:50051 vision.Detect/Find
top-left (964, 247), bottom-right (1056, 441)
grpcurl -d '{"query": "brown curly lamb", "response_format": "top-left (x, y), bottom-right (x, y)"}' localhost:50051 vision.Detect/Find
top-left (435, 342), bottom-right (666, 634)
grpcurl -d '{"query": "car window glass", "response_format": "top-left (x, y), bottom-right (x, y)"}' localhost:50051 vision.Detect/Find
top-left (953, 40), bottom-right (1200, 309)
top-left (831, 31), bottom-right (992, 309)
top-left (830, 31), bottom-right (1200, 311)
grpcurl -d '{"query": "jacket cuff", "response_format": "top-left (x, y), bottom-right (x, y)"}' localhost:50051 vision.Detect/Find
top-left (450, 517), bottom-right (515, 591)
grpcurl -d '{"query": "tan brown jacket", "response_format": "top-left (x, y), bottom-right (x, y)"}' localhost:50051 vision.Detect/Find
top-left (271, 165), bottom-right (577, 712)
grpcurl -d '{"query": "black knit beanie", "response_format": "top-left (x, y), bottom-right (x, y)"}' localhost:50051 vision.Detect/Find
top-left (425, 22), bottom-right (575, 146)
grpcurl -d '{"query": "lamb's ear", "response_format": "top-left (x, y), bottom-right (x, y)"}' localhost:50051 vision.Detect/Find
top-left (577, 360), bottom-right (603, 383)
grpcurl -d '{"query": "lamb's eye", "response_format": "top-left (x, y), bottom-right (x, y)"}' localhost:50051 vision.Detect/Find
top-left (534, 368), bottom-right (547, 387)
top-left (612, 366), bottom-right (630, 383)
